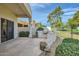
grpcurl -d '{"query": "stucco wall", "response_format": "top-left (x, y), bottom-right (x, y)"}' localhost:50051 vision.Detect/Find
top-left (0, 5), bottom-right (18, 43)
top-left (18, 27), bottom-right (29, 32)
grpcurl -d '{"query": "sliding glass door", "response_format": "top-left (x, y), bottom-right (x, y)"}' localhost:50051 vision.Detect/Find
top-left (1, 18), bottom-right (14, 43)
top-left (7, 20), bottom-right (14, 40)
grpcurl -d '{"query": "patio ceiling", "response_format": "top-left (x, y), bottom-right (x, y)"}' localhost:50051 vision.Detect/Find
top-left (2, 3), bottom-right (32, 18)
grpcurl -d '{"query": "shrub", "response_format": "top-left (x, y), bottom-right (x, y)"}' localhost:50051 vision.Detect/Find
top-left (55, 38), bottom-right (79, 56)
top-left (37, 27), bottom-right (44, 31)
top-left (59, 29), bottom-right (67, 31)
top-left (19, 31), bottom-right (29, 37)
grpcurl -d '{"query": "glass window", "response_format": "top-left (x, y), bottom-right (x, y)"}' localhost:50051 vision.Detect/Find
top-left (24, 25), bottom-right (28, 27)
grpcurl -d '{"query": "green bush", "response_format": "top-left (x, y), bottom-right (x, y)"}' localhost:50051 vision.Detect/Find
top-left (19, 31), bottom-right (29, 37)
top-left (37, 27), bottom-right (44, 31)
top-left (55, 38), bottom-right (79, 56)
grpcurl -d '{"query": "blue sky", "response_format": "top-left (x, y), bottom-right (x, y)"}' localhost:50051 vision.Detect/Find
top-left (30, 3), bottom-right (79, 26)
top-left (18, 3), bottom-right (79, 26)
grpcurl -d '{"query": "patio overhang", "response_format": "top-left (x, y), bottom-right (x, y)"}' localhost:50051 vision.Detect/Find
top-left (2, 3), bottom-right (32, 18)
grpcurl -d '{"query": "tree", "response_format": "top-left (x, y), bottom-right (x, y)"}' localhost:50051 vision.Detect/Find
top-left (67, 11), bottom-right (79, 38)
top-left (67, 11), bottom-right (79, 28)
top-left (67, 18), bottom-right (74, 38)
top-left (48, 6), bottom-right (64, 31)
top-left (73, 11), bottom-right (79, 26)
top-left (36, 22), bottom-right (46, 29)
top-left (55, 19), bottom-right (64, 29)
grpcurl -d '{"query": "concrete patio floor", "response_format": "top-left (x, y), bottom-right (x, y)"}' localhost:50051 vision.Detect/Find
top-left (0, 38), bottom-right (46, 56)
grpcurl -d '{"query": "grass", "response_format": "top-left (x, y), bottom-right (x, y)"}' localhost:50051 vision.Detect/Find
top-left (57, 31), bottom-right (79, 39)
top-left (73, 29), bottom-right (79, 32)
top-left (55, 38), bottom-right (79, 56)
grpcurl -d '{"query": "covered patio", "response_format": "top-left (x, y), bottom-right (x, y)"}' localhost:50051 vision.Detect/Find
top-left (0, 3), bottom-right (33, 43)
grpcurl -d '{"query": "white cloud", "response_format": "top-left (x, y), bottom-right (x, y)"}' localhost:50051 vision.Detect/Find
top-left (63, 11), bottom-right (76, 16)
top-left (63, 7), bottom-right (79, 12)
top-left (30, 3), bottom-right (46, 8)
top-left (63, 7), bottom-right (79, 16)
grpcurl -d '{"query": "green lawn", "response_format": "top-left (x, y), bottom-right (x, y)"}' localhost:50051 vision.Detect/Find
top-left (55, 38), bottom-right (79, 56)
top-left (72, 29), bottom-right (79, 33)
top-left (57, 31), bottom-right (79, 39)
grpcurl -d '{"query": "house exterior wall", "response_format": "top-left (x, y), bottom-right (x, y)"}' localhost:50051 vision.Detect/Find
top-left (0, 5), bottom-right (18, 43)
top-left (18, 27), bottom-right (29, 32)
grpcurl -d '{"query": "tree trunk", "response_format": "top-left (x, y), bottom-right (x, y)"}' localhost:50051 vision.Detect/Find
top-left (71, 27), bottom-right (73, 39)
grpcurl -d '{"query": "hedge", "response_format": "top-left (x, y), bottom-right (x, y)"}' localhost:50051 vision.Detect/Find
top-left (19, 31), bottom-right (29, 37)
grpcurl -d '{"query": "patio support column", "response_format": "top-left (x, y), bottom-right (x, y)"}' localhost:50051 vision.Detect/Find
top-left (0, 18), bottom-right (1, 43)
top-left (14, 19), bottom-right (18, 39)
top-left (28, 18), bottom-right (32, 38)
